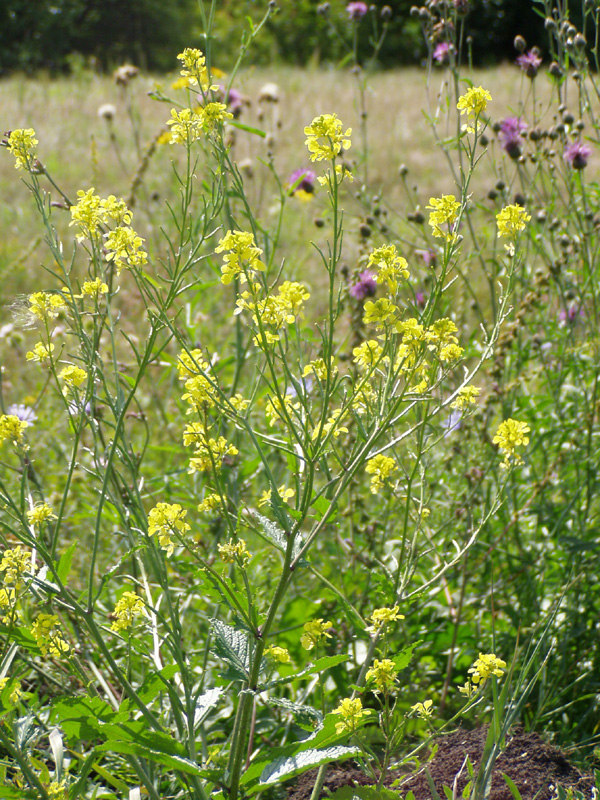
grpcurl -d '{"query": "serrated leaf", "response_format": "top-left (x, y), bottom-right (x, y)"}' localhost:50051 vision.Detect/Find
top-left (258, 745), bottom-right (360, 786)
top-left (194, 687), bottom-right (223, 727)
top-left (254, 513), bottom-right (305, 561)
top-left (267, 697), bottom-right (322, 726)
top-left (393, 641), bottom-right (421, 672)
top-left (95, 739), bottom-right (205, 776)
top-left (210, 619), bottom-right (253, 681)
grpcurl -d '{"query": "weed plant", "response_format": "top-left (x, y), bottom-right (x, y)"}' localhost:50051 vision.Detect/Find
top-left (0, 1), bottom-right (599, 799)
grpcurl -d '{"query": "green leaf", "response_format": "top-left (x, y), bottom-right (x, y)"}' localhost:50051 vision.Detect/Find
top-left (56, 541), bottom-right (77, 583)
top-left (0, 788), bottom-right (38, 798)
top-left (264, 654), bottom-right (349, 689)
top-left (393, 641), bottom-right (422, 672)
top-left (501, 773), bottom-right (524, 800)
top-left (210, 618), bottom-right (253, 681)
top-left (254, 513), bottom-right (305, 562)
top-left (258, 745), bottom-right (361, 786)
top-left (95, 739), bottom-right (205, 776)
top-left (229, 121), bottom-right (266, 137)
top-left (52, 696), bottom-right (127, 740)
top-left (327, 788), bottom-right (399, 800)
top-left (194, 687), bottom-right (224, 727)
top-left (267, 697), bottom-right (323, 726)
top-left (118, 664), bottom-right (180, 710)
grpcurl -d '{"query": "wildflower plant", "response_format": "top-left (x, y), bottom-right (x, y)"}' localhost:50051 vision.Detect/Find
top-left (6, 0), bottom-right (600, 797)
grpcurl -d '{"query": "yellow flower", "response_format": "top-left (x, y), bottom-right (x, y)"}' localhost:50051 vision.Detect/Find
top-left (198, 102), bottom-right (233, 131)
top-left (104, 226), bottom-right (148, 273)
top-left (265, 645), bottom-right (291, 663)
top-left (181, 375), bottom-right (217, 413)
top-left (266, 394), bottom-right (301, 427)
top-left (332, 697), bottom-right (366, 735)
top-left (363, 298), bottom-right (398, 328)
top-left (167, 107), bottom-right (203, 144)
top-left (111, 591), bottom-right (146, 632)
top-left (217, 539), bottom-right (251, 565)
top-left (59, 365), bottom-right (87, 389)
top-left (69, 189), bottom-right (131, 241)
top-left (411, 699), bottom-right (434, 718)
top-left (496, 204), bottom-right (531, 238)
top-left (458, 680), bottom-right (475, 698)
top-left (365, 454), bottom-right (398, 494)
top-left (31, 614), bottom-right (70, 658)
top-left (26, 342), bottom-right (55, 362)
top-left (197, 493), bottom-right (222, 513)
top-left (29, 292), bottom-right (65, 322)
top-left (258, 485), bottom-right (296, 508)
top-left (177, 48), bottom-right (213, 92)
top-left (148, 502), bottom-right (191, 557)
top-left (302, 357), bottom-right (338, 381)
top-left (300, 618), bottom-right (332, 650)
top-left (0, 547), bottom-right (31, 587)
top-left (229, 393), bottom-right (250, 413)
top-left (26, 503), bottom-right (56, 527)
top-left (451, 385), bottom-right (481, 410)
top-left (7, 128), bottom-right (38, 170)
top-left (366, 658), bottom-right (398, 691)
top-left (215, 230), bottom-right (265, 284)
top-left (427, 195), bottom-right (461, 241)
top-left (311, 408), bottom-right (349, 441)
top-left (493, 418), bottom-right (530, 466)
top-left (368, 244), bottom-right (410, 294)
top-left (468, 653), bottom-right (506, 685)
top-left (0, 415), bottom-right (29, 446)
top-left (176, 348), bottom-right (210, 381)
top-left (304, 114), bottom-right (352, 162)
top-left (366, 606), bottom-right (404, 635)
top-left (352, 340), bottom-right (385, 369)
top-left (81, 278), bottom-right (109, 297)
top-left (457, 86), bottom-right (491, 117)
top-left (187, 437), bottom-right (238, 474)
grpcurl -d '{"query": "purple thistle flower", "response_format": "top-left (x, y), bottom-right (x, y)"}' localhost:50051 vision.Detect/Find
top-left (433, 42), bottom-right (451, 65)
top-left (564, 141), bottom-right (592, 170)
top-left (349, 269), bottom-right (377, 300)
top-left (288, 168), bottom-right (317, 195)
top-left (516, 49), bottom-right (542, 78)
top-left (499, 117), bottom-right (528, 159)
top-left (347, 1), bottom-right (368, 20)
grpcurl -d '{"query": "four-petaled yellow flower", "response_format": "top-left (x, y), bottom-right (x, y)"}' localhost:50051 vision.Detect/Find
top-left (111, 591), bottom-right (146, 632)
top-left (468, 652), bottom-right (506, 686)
top-left (366, 658), bottom-right (398, 691)
top-left (187, 436), bottom-right (239, 474)
top-left (411, 699), bottom-right (434, 718)
top-left (496, 204), bottom-right (531, 238)
top-left (198, 102), bottom-right (233, 131)
top-left (7, 128), bottom-right (38, 170)
top-left (26, 342), bottom-right (55, 362)
top-left (457, 86), bottom-right (491, 118)
top-left (493, 418), bottom-right (530, 466)
top-left (197, 493), bottom-right (222, 513)
top-left (352, 340), bottom-right (385, 369)
top-left (365, 454), bottom-right (398, 494)
top-left (29, 292), bottom-right (65, 322)
top-left (177, 48), bottom-right (212, 92)
top-left (31, 613), bottom-right (70, 658)
top-left (167, 107), bottom-right (203, 144)
top-left (104, 226), bottom-right (148, 273)
top-left (300, 618), bottom-right (332, 650)
top-left (304, 114), bottom-right (352, 162)
top-left (148, 502), bottom-right (191, 557)
top-left (332, 697), bottom-right (366, 735)
top-left (216, 230), bottom-right (266, 285)
top-left (427, 195), bottom-right (461, 241)
top-left (264, 645), bottom-right (291, 663)
top-left (59, 365), bottom-right (88, 390)
top-left (258, 485), bottom-right (296, 508)
top-left (363, 298), bottom-right (398, 328)
top-left (0, 546), bottom-right (31, 587)
top-left (0, 415), bottom-right (29, 446)
top-left (81, 278), bottom-right (109, 297)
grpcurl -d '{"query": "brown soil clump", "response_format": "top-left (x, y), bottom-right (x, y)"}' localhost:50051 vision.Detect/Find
top-left (287, 727), bottom-right (595, 800)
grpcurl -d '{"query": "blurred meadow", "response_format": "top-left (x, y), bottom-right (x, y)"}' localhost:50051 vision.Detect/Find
top-left (1, 2), bottom-right (600, 799)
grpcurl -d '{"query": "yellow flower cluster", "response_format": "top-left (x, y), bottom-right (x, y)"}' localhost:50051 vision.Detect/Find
top-left (81, 278), bottom-right (109, 297)
top-left (188, 436), bottom-right (239, 474)
top-left (111, 591), bottom-right (146, 632)
top-left (26, 503), bottom-right (56, 528)
top-left (425, 318), bottom-right (464, 363)
top-left (451, 385), bottom-right (481, 410)
top-left (496, 204), bottom-right (531, 238)
top-left (236, 281), bottom-right (310, 334)
top-left (105, 226), bottom-right (148, 274)
top-left (70, 189), bottom-right (132, 241)
top-left (29, 292), bottom-right (65, 322)
top-left (366, 658), bottom-right (398, 691)
top-left (264, 645), bottom-right (291, 663)
top-left (0, 415), bottom-right (28, 446)
top-left (258, 485), bottom-right (295, 508)
top-left (302, 357), bottom-right (338, 381)
top-left (0, 547), bottom-right (31, 587)
top-left (367, 244), bottom-right (410, 294)
top-left (365, 605), bottom-right (404, 635)
top-left (300, 618), bottom-right (332, 650)
top-left (427, 195), bottom-right (461, 241)
top-left (217, 538), bottom-right (251, 565)
top-left (148, 502), bottom-right (191, 557)
top-left (365, 454), bottom-right (398, 494)
top-left (59, 365), bottom-right (88, 392)
top-left (167, 103), bottom-right (232, 144)
top-left (352, 340), bottom-right (385, 369)
top-left (197, 493), bottom-right (222, 513)
top-left (457, 86), bottom-right (492, 118)
top-left (493, 418), bottom-right (530, 467)
top-left (0, 677), bottom-right (22, 705)
top-left (31, 613), bottom-right (70, 658)
top-left (332, 697), bottom-right (365, 735)
top-left (304, 114), bottom-right (352, 162)
top-left (266, 394), bottom-right (300, 427)
top-left (26, 342), bottom-right (55, 362)
top-left (177, 47), bottom-right (213, 92)
top-left (7, 128), bottom-right (38, 170)
top-left (312, 408), bottom-right (349, 441)
top-left (216, 230), bottom-right (266, 285)
top-left (461, 652), bottom-right (506, 696)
